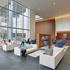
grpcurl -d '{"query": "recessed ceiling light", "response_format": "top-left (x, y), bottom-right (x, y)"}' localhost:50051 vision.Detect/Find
top-left (53, 2), bottom-right (56, 6)
top-left (38, 9), bottom-right (40, 10)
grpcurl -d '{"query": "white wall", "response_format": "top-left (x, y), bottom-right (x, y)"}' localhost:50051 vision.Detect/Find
top-left (55, 16), bottom-right (70, 31)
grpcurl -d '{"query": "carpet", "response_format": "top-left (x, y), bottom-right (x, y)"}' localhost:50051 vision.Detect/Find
top-left (28, 50), bottom-right (44, 58)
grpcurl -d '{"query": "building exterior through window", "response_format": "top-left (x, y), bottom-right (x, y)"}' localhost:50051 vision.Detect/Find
top-left (0, 0), bottom-right (30, 41)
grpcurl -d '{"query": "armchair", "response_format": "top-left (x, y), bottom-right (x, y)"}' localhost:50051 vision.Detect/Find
top-left (39, 47), bottom-right (64, 69)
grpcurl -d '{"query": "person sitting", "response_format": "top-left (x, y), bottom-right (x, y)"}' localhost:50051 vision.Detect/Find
top-left (44, 41), bottom-right (53, 56)
top-left (3, 39), bottom-right (8, 45)
top-left (26, 38), bottom-right (32, 44)
top-left (43, 39), bottom-right (48, 46)
top-left (20, 41), bottom-right (26, 56)
top-left (7, 39), bottom-right (12, 45)
top-left (20, 41), bottom-right (25, 48)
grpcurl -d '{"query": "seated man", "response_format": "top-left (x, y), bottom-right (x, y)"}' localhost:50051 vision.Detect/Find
top-left (44, 42), bottom-right (53, 56)
top-left (26, 38), bottom-right (32, 44)
top-left (20, 41), bottom-right (26, 56)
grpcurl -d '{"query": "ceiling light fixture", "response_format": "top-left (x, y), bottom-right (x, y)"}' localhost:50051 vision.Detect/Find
top-left (38, 9), bottom-right (40, 10)
top-left (53, 2), bottom-right (56, 6)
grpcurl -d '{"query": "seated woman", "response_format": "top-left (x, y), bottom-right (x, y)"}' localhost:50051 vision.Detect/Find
top-left (3, 39), bottom-right (8, 45)
top-left (44, 41), bottom-right (53, 56)
top-left (7, 39), bottom-right (12, 45)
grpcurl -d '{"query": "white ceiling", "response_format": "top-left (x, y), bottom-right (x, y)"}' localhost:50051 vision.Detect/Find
top-left (17, 0), bottom-right (70, 18)
top-left (0, 0), bottom-right (70, 18)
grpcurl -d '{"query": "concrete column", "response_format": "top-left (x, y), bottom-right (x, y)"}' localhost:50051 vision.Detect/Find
top-left (30, 10), bottom-right (35, 39)
top-left (7, 0), bottom-right (13, 39)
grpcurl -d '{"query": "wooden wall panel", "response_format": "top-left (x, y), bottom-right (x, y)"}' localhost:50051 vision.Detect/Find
top-left (35, 18), bottom-right (55, 41)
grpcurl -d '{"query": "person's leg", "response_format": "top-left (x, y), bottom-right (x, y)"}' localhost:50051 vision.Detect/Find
top-left (21, 50), bottom-right (26, 56)
top-left (24, 50), bottom-right (26, 56)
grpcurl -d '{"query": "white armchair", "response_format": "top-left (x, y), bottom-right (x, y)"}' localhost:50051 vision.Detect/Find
top-left (14, 44), bottom-right (38, 56)
top-left (2, 44), bottom-right (14, 51)
top-left (14, 47), bottom-right (21, 56)
top-left (39, 47), bottom-right (64, 69)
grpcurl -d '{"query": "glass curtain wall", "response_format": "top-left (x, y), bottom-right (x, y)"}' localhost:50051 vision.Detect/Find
top-left (0, 0), bottom-right (30, 41)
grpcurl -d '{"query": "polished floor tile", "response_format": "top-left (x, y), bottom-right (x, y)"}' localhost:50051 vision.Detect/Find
top-left (0, 47), bottom-right (70, 70)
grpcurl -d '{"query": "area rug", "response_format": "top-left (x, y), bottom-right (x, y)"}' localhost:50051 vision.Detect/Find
top-left (28, 50), bottom-right (44, 58)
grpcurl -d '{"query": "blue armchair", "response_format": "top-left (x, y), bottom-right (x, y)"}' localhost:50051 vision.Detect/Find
top-left (55, 40), bottom-right (66, 48)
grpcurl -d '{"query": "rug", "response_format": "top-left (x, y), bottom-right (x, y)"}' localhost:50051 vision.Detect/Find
top-left (28, 50), bottom-right (44, 58)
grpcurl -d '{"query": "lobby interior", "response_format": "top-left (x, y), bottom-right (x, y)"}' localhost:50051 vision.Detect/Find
top-left (0, 0), bottom-right (70, 70)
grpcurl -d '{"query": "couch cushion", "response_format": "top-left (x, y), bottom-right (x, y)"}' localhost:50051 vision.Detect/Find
top-left (31, 40), bottom-right (36, 44)
top-left (55, 40), bottom-right (66, 48)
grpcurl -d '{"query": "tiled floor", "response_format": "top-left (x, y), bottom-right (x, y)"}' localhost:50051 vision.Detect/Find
top-left (56, 47), bottom-right (70, 70)
top-left (0, 47), bottom-right (70, 70)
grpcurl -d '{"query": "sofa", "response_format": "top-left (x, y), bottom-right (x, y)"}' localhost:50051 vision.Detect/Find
top-left (2, 44), bottom-right (14, 51)
top-left (14, 44), bottom-right (38, 56)
top-left (2, 41), bottom-right (21, 51)
top-left (55, 40), bottom-right (66, 48)
top-left (39, 47), bottom-right (65, 69)
top-left (14, 47), bottom-right (22, 56)
top-left (26, 44), bottom-right (38, 54)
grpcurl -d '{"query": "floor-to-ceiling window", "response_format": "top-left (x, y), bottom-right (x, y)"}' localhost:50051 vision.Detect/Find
top-left (0, 0), bottom-right (30, 41)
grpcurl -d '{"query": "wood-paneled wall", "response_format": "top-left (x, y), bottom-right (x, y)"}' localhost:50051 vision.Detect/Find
top-left (35, 18), bottom-right (55, 41)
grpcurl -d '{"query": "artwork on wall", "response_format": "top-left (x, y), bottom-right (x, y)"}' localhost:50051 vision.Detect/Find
top-left (36, 33), bottom-right (51, 47)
